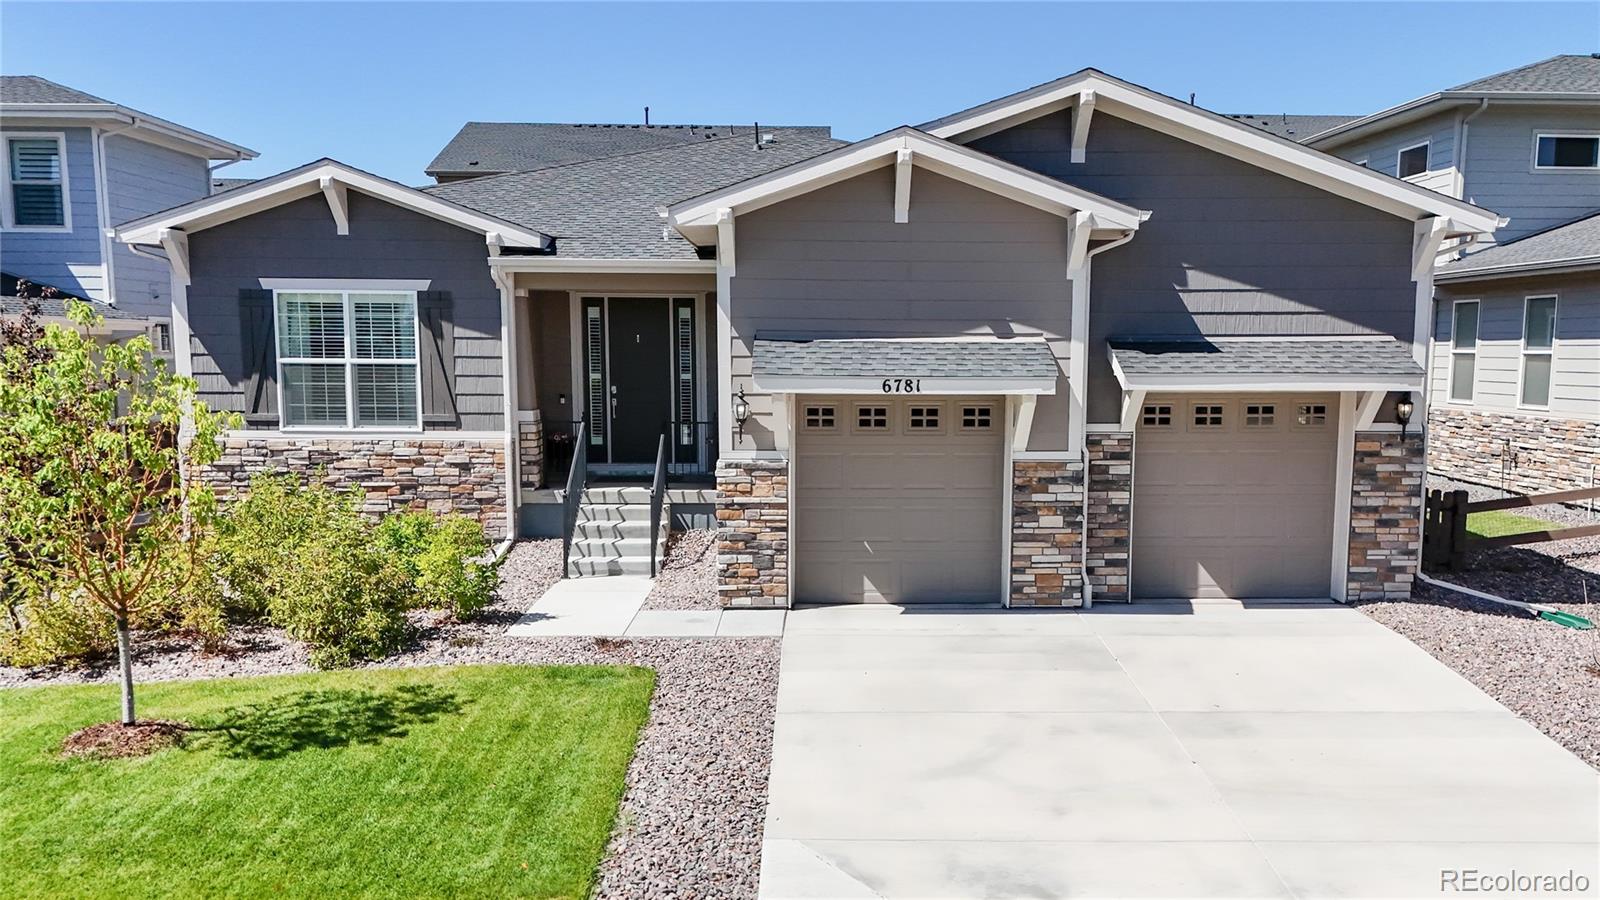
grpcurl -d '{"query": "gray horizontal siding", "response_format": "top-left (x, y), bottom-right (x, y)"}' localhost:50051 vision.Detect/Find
top-left (1433, 273), bottom-right (1600, 421)
top-left (732, 166), bottom-right (1074, 452)
top-left (1324, 108), bottom-right (1459, 185)
top-left (187, 191), bottom-right (504, 430)
top-left (103, 134), bottom-right (210, 316)
top-left (973, 111), bottom-right (1418, 422)
top-left (1460, 105), bottom-right (1600, 243)
top-left (0, 126), bottom-right (104, 300)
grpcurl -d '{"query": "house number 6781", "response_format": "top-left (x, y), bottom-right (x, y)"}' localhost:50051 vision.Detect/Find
top-left (881, 378), bottom-right (923, 393)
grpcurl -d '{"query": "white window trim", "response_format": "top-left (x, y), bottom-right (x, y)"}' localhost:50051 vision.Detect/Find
top-left (1449, 299), bottom-right (1479, 405)
top-left (2, 131), bottom-right (72, 232)
top-left (272, 287), bottom-right (423, 432)
top-left (147, 318), bottom-right (174, 356)
top-left (1531, 132), bottom-right (1600, 173)
top-left (1396, 140), bottom-right (1430, 181)
top-left (1517, 294), bottom-right (1558, 410)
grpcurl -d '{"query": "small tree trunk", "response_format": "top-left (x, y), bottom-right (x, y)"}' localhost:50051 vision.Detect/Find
top-left (115, 615), bottom-right (136, 725)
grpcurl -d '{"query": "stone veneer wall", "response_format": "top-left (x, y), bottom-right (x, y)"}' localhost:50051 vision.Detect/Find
top-left (200, 437), bottom-right (509, 539)
top-left (517, 411), bottom-right (545, 489)
top-left (1427, 407), bottom-right (1599, 496)
top-left (1010, 459), bottom-right (1085, 607)
top-left (1084, 434), bottom-right (1133, 602)
top-left (715, 459), bottom-right (789, 608)
top-left (1347, 432), bottom-right (1423, 601)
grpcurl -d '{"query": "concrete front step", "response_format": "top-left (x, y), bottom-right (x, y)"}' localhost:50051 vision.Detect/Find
top-left (576, 503), bottom-right (654, 523)
top-left (571, 537), bottom-right (655, 560)
top-left (568, 556), bottom-right (653, 577)
top-left (574, 519), bottom-right (654, 541)
top-left (582, 486), bottom-right (653, 504)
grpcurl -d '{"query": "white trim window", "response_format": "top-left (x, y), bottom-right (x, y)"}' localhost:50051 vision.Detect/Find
top-left (1533, 134), bottom-right (1599, 171)
top-left (4, 133), bottom-right (69, 230)
top-left (1449, 299), bottom-right (1479, 403)
top-left (274, 289), bottom-right (421, 429)
top-left (1519, 295), bottom-right (1558, 408)
top-left (1397, 141), bottom-right (1430, 180)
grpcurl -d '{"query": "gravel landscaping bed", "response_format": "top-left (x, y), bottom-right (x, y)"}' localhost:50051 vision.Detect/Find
top-left (1353, 476), bottom-right (1600, 771)
top-left (1, 537), bottom-right (779, 900)
top-left (642, 528), bottom-right (720, 610)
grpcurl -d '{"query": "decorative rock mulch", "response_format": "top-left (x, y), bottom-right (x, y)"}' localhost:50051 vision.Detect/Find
top-left (1355, 476), bottom-right (1600, 771)
top-left (1, 538), bottom-right (777, 899)
top-left (642, 529), bottom-right (720, 611)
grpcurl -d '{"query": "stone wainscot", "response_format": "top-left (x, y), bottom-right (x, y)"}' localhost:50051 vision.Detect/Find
top-left (715, 459), bottom-right (789, 608)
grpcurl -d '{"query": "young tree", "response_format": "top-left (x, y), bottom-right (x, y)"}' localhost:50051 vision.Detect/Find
top-left (0, 301), bottom-right (236, 724)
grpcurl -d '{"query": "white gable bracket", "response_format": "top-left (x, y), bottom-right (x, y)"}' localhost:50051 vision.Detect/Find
top-left (1012, 395), bottom-right (1037, 451)
top-left (715, 208), bottom-right (736, 275)
top-left (1355, 390), bottom-right (1386, 429)
top-left (158, 228), bottom-right (190, 287)
top-left (1067, 210), bottom-right (1092, 274)
top-left (1412, 218), bottom-right (1449, 280)
top-left (894, 148), bottom-right (913, 224)
top-left (319, 176), bottom-right (349, 236)
top-left (1071, 91), bottom-right (1096, 163)
top-left (1119, 389), bottom-right (1147, 432)
top-left (485, 232), bottom-right (504, 257)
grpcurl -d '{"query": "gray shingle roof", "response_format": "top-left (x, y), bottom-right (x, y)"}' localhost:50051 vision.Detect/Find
top-left (0, 295), bottom-right (145, 321)
top-left (752, 338), bottom-right (1059, 380)
top-left (425, 122), bottom-right (833, 178)
top-left (425, 130), bottom-right (845, 258)
top-left (1450, 54), bottom-right (1600, 93)
top-left (0, 75), bottom-right (108, 104)
top-left (1109, 338), bottom-right (1422, 378)
top-left (1438, 211), bottom-right (1600, 279)
top-left (1226, 114), bottom-right (1360, 142)
top-left (210, 177), bottom-right (257, 195)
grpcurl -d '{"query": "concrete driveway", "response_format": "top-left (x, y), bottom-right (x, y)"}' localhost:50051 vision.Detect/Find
top-left (759, 603), bottom-right (1600, 899)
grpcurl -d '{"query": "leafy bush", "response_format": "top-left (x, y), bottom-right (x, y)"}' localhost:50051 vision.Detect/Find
top-left (414, 516), bottom-right (500, 619)
top-left (1, 578), bottom-right (115, 667)
top-left (374, 511), bottom-right (437, 582)
top-left (266, 512), bottom-right (415, 669)
top-left (214, 473), bottom-right (350, 619)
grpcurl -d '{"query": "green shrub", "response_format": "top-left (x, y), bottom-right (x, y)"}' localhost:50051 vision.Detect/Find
top-left (374, 511), bottom-right (436, 582)
top-left (414, 516), bottom-right (500, 619)
top-left (0, 578), bottom-right (115, 666)
top-left (267, 514), bottom-right (416, 669)
top-left (216, 473), bottom-right (349, 619)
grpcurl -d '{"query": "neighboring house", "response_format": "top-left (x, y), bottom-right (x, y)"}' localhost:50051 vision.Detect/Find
top-left (0, 75), bottom-right (256, 335)
top-left (1236, 55), bottom-right (1600, 495)
top-left (115, 68), bottom-right (1500, 608)
top-left (424, 121), bottom-right (832, 182)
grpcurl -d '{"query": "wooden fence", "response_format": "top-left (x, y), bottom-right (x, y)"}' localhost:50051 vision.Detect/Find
top-left (1424, 486), bottom-right (1600, 570)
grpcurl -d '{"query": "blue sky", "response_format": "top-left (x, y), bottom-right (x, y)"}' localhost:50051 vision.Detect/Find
top-left (2, 2), bottom-right (1594, 183)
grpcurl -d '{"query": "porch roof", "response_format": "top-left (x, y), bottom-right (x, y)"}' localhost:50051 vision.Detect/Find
top-left (751, 336), bottom-right (1059, 394)
top-left (1108, 337), bottom-right (1424, 391)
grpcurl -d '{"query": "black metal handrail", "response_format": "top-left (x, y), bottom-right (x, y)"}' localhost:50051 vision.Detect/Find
top-left (561, 421), bottom-right (588, 577)
top-left (649, 432), bottom-right (669, 577)
top-left (666, 418), bottom-right (717, 481)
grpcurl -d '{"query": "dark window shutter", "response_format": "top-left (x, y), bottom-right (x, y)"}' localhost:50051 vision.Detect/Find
top-left (238, 289), bottom-right (278, 425)
top-left (419, 290), bottom-right (458, 425)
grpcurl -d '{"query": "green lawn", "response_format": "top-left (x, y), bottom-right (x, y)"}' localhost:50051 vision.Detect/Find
top-left (0, 664), bottom-right (654, 899)
top-left (1467, 509), bottom-right (1557, 540)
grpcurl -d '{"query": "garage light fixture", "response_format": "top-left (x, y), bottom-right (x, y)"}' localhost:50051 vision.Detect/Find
top-left (734, 389), bottom-right (750, 442)
top-left (1395, 392), bottom-right (1415, 440)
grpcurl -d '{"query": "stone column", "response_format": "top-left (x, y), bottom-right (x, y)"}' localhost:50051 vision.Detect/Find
top-left (715, 459), bottom-right (789, 608)
top-left (1010, 459), bottom-right (1085, 607)
top-left (1085, 433), bottom-right (1133, 602)
top-left (517, 410), bottom-right (545, 489)
top-left (1347, 432), bottom-right (1424, 601)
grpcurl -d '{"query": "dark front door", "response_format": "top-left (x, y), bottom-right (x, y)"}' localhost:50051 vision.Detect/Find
top-left (606, 298), bottom-right (671, 463)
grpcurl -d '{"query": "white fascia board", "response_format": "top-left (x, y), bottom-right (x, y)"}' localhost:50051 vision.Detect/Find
top-left (1307, 91), bottom-right (1600, 148)
top-left (667, 128), bottom-right (1149, 243)
top-left (1115, 375), bottom-right (1426, 392)
top-left (486, 257), bottom-right (716, 274)
top-left (1435, 257), bottom-right (1600, 283)
top-left (0, 103), bottom-right (257, 160)
top-left (753, 375), bottom-right (1057, 395)
top-left (925, 72), bottom-right (1503, 234)
top-left (115, 160), bottom-right (551, 249)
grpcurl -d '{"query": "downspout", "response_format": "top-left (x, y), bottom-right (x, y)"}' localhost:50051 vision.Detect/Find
top-left (1456, 99), bottom-right (1489, 202)
top-left (92, 120), bottom-right (139, 306)
top-left (1075, 228), bottom-right (1139, 607)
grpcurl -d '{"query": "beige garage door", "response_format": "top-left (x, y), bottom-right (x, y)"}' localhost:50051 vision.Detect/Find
top-left (795, 396), bottom-right (1004, 604)
top-left (1133, 393), bottom-right (1338, 600)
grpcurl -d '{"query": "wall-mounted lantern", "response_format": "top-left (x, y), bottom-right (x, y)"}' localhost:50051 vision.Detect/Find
top-left (1395, 392), bottom-right (1415, 440)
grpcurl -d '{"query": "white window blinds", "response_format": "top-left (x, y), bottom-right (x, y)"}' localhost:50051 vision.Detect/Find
top-left (277, 290), bottom-right (420, 428)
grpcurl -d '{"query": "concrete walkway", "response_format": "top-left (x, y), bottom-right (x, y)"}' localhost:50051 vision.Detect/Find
top-left (761, 602), bottom-right (1600, 899)
top-left (507, 576), bottom-right (785, 637)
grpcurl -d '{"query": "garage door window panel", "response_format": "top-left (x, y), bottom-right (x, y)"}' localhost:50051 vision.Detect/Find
top-left (960, 405), bottom-right (994, 430)
top-left (854, 404), bottom-right (890, 433)
top-left (1243, 403), bottom-right (1276, 429)
top-left (803, 404), bottom-right (837, 431)
top-left (1140, 403), bottom-right (1173, 428)
top-left (908, 404), bottom-right (944, 434)
top-left (1294, 402), bottom-right (1329, 429)
top-left (1189, 402), bottom-right (1226, 431)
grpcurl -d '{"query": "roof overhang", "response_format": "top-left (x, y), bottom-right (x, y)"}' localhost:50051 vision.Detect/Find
top-left (115, 159), bottom-right (552, 250)
top-left (486, 257), bottom-right (715, 274)
top-left (0, 103), bottom-right (257, 160)
top-left (1435, 256), bottom-right (1600, 284)
top-left (750, 336), bottom-right (1060, 395)
top-left (665, 127), bottom-right (1150, 246)
top-left (1107, 338), bottom-right (1426, 393)
top-left (1304, 91), bottom-right (1600, 148)
top-left (920, 70), bottom-right (1505, 235)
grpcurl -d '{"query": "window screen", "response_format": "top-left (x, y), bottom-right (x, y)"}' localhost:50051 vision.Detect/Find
top-left (1536, 135), bottom-right (1599, 169)
top-left (1521, 296), bottom-right (1557, 407)
top-left (8, 137), bottom-right (64, 227)
top-left (1398, 143), bottom-right (1429, 178)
